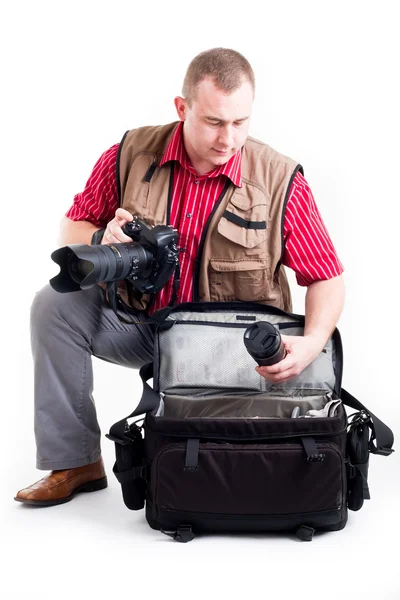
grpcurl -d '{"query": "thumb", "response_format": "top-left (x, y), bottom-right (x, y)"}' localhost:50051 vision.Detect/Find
top-left (280, 334), bottom-right (295, 351)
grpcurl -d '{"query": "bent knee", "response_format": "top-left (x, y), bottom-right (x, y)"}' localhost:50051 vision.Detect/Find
top-left (30, 284), bottom-right (104, 331)
top-left (30, 284), bottom-right (69, 330)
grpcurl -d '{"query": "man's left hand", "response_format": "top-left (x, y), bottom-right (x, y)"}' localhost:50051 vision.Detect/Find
top-left (255, 335), bottom-right (323, 384)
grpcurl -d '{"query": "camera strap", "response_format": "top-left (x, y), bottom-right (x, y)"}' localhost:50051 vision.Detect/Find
top-left (105, 259), bottom-right (180, 325)
top-left (105, 281), bottom-right (154, 326)
top-left (168, 261), bottom-right (181, 307)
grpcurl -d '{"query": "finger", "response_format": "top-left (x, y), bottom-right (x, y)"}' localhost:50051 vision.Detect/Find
top-left (101, 231), bottom-right (120, 245)
top-left (108, 221), bottom-right (134, 243)
top-left (257, 363), bottom-right (299, 382)
top-left (115, 208), bottom-right (134, 223)
top-left (261, 368), bottom-right (299, 384)
top-left (256, 353), bottom-right (295, 375)
top-left (101, 226), bottom-right (131, 245)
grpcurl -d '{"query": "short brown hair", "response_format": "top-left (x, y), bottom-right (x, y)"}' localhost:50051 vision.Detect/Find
top-left (182, 48), bottom-right (255, 105)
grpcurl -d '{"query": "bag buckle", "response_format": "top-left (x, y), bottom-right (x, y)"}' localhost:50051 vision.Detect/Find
top-left (306, 453), bottom-right (326, 463)
top-left (106, 422), bottom-right (142, 446)
top-left (346, 461), bottom-right (356, 479)
top-left (372, 447), bottom-right (394, 457)
top-left (349, 411), bottom-right (370, 430)
top-left (105, 433), bottom-right (132, 446)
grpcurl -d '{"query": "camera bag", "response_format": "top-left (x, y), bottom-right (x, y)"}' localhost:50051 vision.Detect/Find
top-left (107, 301), bottom-right (394, 542)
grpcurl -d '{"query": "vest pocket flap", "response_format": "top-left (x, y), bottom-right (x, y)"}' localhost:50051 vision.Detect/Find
top-left (210, 258), bottom-right (268, 272)
top-left (218, 186), bottom-right (268, 249)
top-left (229, 188), bottom-right (268, 210)
top-left (218, 217), bottom-right (267, 248)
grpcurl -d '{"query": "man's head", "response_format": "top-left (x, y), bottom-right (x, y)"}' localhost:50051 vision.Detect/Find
top-left (175, 48), bottom-right (255, 175)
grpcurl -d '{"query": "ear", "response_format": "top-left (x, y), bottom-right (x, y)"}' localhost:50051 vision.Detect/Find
top-left (174, 96), bottom-right (187, 121)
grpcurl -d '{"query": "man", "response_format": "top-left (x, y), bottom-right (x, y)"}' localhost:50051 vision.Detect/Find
top-left (15, 48), bottom-right (344, 506)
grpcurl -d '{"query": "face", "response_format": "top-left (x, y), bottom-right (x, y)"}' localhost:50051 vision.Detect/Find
top-left (174, 77), bottom-right (254, 175)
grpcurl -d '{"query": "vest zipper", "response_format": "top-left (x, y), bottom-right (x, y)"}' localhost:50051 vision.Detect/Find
top-left (192, 179), bottom-right (231, 301)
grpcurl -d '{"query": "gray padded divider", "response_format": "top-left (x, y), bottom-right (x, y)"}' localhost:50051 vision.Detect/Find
top-left (159, 323), bottom-right (262, 391)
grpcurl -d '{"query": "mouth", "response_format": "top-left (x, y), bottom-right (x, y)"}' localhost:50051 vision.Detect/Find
top-left (213, 149), bottom-right (230, 155)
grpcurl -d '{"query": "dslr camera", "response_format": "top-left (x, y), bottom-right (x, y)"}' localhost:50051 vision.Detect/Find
top-left (50, 217), bottom-right (179, 295)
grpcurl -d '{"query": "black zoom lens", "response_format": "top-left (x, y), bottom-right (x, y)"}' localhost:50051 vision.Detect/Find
top-left (50, 242), bottom-right (153, 293)
top-left (243, 321), bottom-right (286, 366)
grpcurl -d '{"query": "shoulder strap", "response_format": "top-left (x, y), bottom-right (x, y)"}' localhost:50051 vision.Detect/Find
top-left (106, 363), bottom-right (159, 444)
top-left (341, 388), bottom-right (394, 456)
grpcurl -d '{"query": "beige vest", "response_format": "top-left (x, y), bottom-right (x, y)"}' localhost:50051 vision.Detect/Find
top-left (118, 122), bottom-right (302, 313)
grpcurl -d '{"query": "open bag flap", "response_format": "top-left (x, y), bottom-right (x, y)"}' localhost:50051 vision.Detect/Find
top-left (152, 301), bottom-right (342, 396)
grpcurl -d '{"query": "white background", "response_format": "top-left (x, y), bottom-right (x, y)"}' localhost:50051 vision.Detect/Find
top-left (1, 1), bottom-right (399, 599)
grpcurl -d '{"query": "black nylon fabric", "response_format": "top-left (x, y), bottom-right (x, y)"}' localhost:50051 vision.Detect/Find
top-left (145, 404), bottom-right (347, 444)
top-left (150, 441), bottom-right (346, 516)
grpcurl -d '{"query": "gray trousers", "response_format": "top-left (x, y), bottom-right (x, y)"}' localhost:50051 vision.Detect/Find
top-left (31, 284), bottom-right (155, 470)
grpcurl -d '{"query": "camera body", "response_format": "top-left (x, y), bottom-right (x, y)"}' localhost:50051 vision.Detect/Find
top-left (120, 217), bottom-right (179, 293)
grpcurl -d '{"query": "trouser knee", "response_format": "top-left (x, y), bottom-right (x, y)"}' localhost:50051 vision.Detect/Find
top-left (30, 283), bottom-right (102, 344)
top-left (31, 284), bottom-right (73, 334)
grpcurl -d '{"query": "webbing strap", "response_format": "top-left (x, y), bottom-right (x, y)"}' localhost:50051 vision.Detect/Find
top-left (106, 363), bottom-right (159, 444)
top-left (184, 439), bottom-right (200, 471)
top-left (223, 209), bottom-right (267, 229)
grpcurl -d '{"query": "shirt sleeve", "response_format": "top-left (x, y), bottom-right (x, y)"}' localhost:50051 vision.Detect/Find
top-left (65, 144), bottom-right (120, 227)
top-left (282, 171), bottom-right (344, 286)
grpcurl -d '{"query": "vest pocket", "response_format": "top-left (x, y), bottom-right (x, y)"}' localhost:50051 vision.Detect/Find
top-left (218, 213), bottom-right (267, 248)
top-left (217, 187), bottom-right (268, 249)
top-left (209, 258), bottom-right (270, 302)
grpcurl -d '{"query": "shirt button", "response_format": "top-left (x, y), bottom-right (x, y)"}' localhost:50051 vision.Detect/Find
top-left (186, 213), bottom-right (192, 218)
top-left (194, 180), bottom-right (199, 184)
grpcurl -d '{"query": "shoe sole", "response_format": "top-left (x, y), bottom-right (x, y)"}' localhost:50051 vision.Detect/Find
top-left (14, 476), bottom-right (108, 507)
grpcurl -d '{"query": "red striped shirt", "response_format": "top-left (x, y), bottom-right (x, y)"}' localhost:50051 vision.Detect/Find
top-left (153, 122), bottom-right (242, 312)
top-left (66, 124), bottom-right (343, 309)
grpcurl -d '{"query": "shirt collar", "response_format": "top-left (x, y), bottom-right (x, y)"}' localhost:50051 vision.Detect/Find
top-left (159, 121), bottom-right (242, 188)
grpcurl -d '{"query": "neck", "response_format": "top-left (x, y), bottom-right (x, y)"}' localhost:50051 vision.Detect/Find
top-left (182, 129), bottom-right (213, 176)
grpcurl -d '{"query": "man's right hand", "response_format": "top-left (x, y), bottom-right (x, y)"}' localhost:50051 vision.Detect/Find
top-left (101, 208), bottom-right (135, 245)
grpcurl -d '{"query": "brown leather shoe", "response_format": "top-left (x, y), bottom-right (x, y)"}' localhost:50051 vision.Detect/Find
top-left (14, 457), bottom-right (107, 507)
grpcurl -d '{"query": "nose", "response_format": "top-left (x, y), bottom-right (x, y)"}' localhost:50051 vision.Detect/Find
top-left (218, 124), bottom-right (234, 149)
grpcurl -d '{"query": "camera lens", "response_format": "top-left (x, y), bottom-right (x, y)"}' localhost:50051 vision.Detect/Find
top-left (68, 255), bottom-right (94, 284)
top-left (243, 321), bottom-right (286, 366)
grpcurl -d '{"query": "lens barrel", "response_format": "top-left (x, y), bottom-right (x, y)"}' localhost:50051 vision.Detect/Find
top-left (243, 321), bottom-right (286, 366)
top-left (50, 242), bottom-right (153, 293)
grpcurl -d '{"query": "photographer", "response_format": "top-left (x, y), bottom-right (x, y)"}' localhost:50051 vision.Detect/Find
top-left (15, 47), bottom-right (344, 506)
